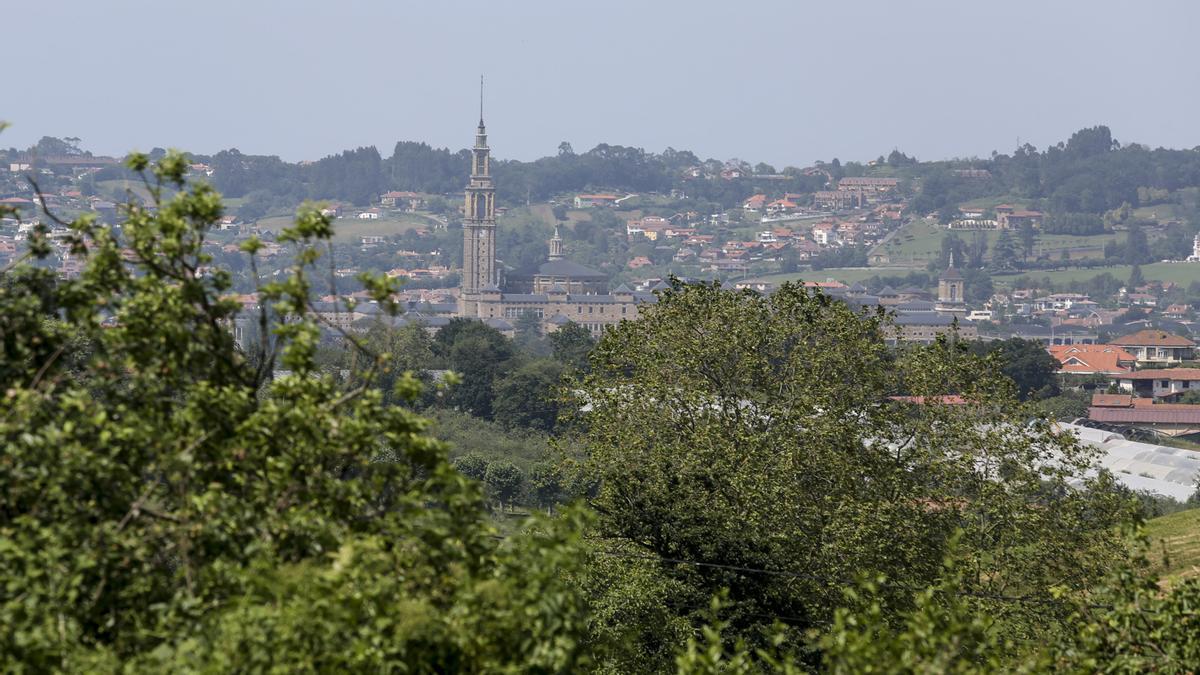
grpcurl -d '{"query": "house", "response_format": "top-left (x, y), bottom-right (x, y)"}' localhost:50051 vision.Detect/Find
top-left (1108, 330), bottom-right (1196, 365)
top-left (837, 177), bottom-right (898, 192)
top-left (1047, 344), bottom-right (1137, 376)
top-left (1164, 304), bottom-right (1192, 320)
top-left (1110, 368), bottom-right (1200, 400)
top-left (720, 167), bottom-right (744, 180)
top-left (993, 205), bottom-right (1043, 230)
top-left (574, 194), bottom-right (620, 208)
top-left (627, 256), bottom-right (652, 270)
top-left (1087, 395), bottom-right (1200, 439)
top-left (381, 191), bottom-right (425, 210)
top-left (766, 198), bottom-right (799, 215)
top-left (811, 222), bottom-right (839, 246)
top-left (742, 194), bottom-right (767, 212)
top-left (358, 209), bottom-right (381, 220)
top-left (626, 216), bottom-right (670, 241)
top-left (812, 190), bottom-right (861, 210)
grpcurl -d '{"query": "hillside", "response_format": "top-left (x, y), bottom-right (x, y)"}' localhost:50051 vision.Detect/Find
top-left (1145, 508), bottom-right (1200, 583)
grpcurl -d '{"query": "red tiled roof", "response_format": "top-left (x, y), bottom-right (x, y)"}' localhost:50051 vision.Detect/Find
top-left (1116, 368), bottom-right (1200, 381)
top-left (1088, 406), bottom-right (1200, 424)
top-left (1109, 330), bottom-right (1195, 348)
top-left (1091, 394), bottom-right (1133, 407)
top-left (1047, 344), bottom-right (1135, 374)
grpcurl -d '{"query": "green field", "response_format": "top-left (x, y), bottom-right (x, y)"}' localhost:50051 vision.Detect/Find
top-left (255, 213), bottom-right (431, 243)
top-left (993, 262), bottom-right (1200, 287)
top-left (97, 179), bottom-right (168, 203)
top-left (875, 218), bottom-right (1120, 264)
top-left (1144, 509), bottom-right (1200, 583)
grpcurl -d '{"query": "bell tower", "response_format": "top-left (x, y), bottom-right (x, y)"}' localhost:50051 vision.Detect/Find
top-left (461, 76), bottom-right (497, 311)
top-left (936, 252), bottom-right (967, 317)
top-left (548, 224), bottom-right (564, 261)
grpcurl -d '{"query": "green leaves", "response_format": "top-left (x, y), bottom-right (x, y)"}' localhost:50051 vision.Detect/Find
top-left (573, 279), bottom-right (1136, 661)
top-left (0, 153), bottom-right (595, 671)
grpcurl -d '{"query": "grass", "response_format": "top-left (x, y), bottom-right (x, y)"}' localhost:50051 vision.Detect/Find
top-left (1144, 508), bottom-right (1200, 583)
top-left (254, 213), bottom-right (430, 243)
top-left (876, 218), bottom-right (1120, 264)
top-left (97, 179), bottom-right (168, 203)
top-left (993, 262), bottom-right (1200, 287)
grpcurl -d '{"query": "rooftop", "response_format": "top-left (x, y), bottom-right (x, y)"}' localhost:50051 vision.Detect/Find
top-left (1110, 330), bottom-right (1195, 348)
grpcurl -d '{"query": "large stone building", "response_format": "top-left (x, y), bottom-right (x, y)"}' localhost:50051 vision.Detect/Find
top-left (456, 110), bottom-right (648, 335)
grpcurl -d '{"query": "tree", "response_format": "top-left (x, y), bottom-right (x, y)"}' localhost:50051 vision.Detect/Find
top-left (572, 280), bottom-right (1134, 653)
top-left (492, 359), bottom-right (564, 432)
top-left (528, 461), bottom-right (566, 510)
top-left (1125, 223), bottom-right (1150, 265)
top-left (0, 151), bottom-right (593, 670)
top-left (512, 310), bottom-right (549, 356)
top-left (452, 453), bottom-right (490, 481)
top-left (549, 321), bottom-right (596, 372)
top-left (991, 229), bottom-right (1019, 271)
top-left (1128, 263), bottom-right (1145, 288)
top-left (484, 461), bottom-right (524, 512)
top-left (1019, 221), bottom-right (1036, 262)
top-left (434, 319), bottom-right (515, 418)
top-left (968, 338), bottom-right (1060, 400)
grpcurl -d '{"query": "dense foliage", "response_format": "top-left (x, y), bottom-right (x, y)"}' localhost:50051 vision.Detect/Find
top-left (569, 280), bottom-right (1138, 667)
top-left (6, 146), bottom-right (1200, 671)
top-left (0, 153), bottom-right (594, 670)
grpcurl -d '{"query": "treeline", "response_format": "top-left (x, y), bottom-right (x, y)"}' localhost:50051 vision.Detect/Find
top-left (910, 125), bottom-right (1200, 219)
top-left (74, 139), bottom-right (825, 211)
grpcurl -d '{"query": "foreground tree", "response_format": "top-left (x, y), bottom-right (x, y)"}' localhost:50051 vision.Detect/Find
top-left (0, 152), bottom-right (592, 670)
top-left (570, 280), bottom-right (1135, 659)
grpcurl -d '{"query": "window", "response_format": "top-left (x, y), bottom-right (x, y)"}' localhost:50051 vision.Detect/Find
top-left (1161, 380), bottom-right (1169, 388)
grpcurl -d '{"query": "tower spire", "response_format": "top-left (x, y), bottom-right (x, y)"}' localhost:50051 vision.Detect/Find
top-left (479, 74), bottom-right (484, 125)
top-left (549, 223), bottom-right (564, 261)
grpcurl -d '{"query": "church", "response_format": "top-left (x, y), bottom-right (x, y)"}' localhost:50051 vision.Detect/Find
top-left (456, 110), bottom-right (649, 335)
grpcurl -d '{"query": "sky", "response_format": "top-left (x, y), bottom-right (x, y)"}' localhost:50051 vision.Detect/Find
top-left (5, 0), bottom-right (1199, 167)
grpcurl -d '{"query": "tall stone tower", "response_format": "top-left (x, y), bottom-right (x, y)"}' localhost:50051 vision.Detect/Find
top-left (461, 80), bottom-right (497, 310)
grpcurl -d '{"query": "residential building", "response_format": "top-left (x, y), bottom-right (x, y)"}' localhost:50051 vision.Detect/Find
top-left (742, 194), bottom-right (767, 211)
top-left (836, 177), bottom-right (898, 192)
top-left (1047, 344), bottom-right (1136, 376)
top-left (1108, 330), bottom-right (1196, 365)
top-left (1110, 368), bottom-right (1200, 400)
top-left (812, 190), bottom-right (860, 210)
top-left (1088, 395), bottom-right (1200, 439)
top-left (994, 205), bottom-right (1043, 230)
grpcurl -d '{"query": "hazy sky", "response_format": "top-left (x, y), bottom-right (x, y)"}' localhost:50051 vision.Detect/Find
top-left (6, 1), bottom-right (1199, 167)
